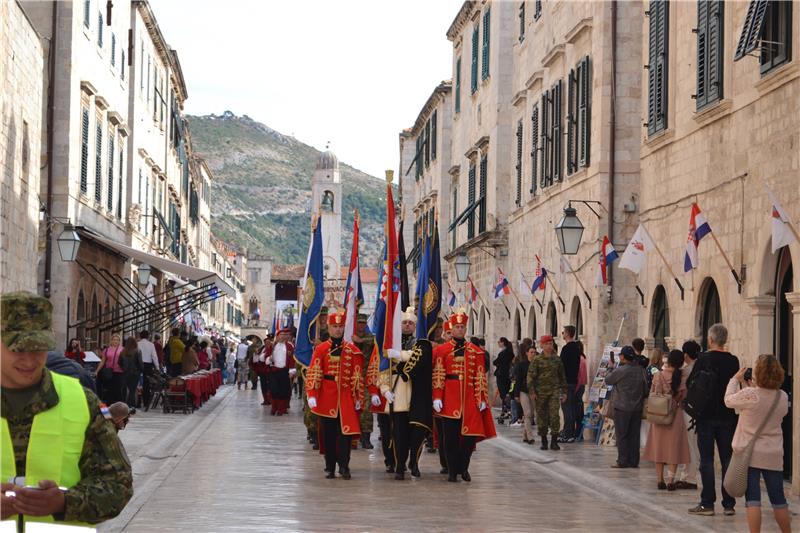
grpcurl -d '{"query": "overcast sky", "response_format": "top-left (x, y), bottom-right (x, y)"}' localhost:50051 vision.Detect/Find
top-left (152, 0), bottom-right (462, 179)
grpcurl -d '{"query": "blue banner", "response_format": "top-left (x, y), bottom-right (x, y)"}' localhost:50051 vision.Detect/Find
top-left (295, 222), bottom-right (324, 367)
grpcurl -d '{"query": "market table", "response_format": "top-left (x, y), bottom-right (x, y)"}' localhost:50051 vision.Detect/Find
top-left (177, 369), bottom-right (222, 409)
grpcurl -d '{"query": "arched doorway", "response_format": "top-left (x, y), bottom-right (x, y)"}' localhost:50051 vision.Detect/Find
top-left (570, 297), bottom-right (583, 337)
top-left (546, 302), bottom-right (558, 338)
top-left (513, 310), bottom-right (521, 341)
top-left (76, 290), bottom-right (86, 347)
top-left (527, 305), bottom-right (537, 339)
top-left (698, 278), bottom-right (722, 350)
top-left (651, 285), bottom-right (670, 351)
top-left (774, 247), bottom-right (793, 480)
top-left (478, 307), bottom-right (487, 336)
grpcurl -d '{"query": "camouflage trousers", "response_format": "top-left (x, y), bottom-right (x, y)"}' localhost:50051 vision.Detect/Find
top-left (359, 388), bottom-right (374, 433)
top-left (535, 394), bottom-right (561, 438)
top-left (303, 394), bottom-right (317, 433)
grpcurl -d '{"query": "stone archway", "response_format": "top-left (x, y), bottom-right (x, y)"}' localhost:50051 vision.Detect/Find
top-left (570, 296), bottom-right (583, 337)
top-left (546, 301), bottom-right (558, 338)
top-left (513, 309), bottom-right (521, 341)
top-left (527, 305), bottom-right (537, 339)
top-left (697, 277), bottom-right (722, 350)
top-left (650, 285), bottom-right (670, 351)
top-left (774, 247), bottom-right (794, 481)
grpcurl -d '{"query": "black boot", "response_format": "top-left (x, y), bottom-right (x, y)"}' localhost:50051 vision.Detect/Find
top-left (409, 463), bottom-right (421, 477)
top-left (311, 435), bottom-right (319, 450)
top-left (340, 468), bottom-right (351, 480)
top-left (447, 473), bottom-right (459, 482)
top-left (394, 471), bottom-right (405, 480)
top-left (550, 435), bottom-right (561, 451)
top-left (361, 433), bottom-right (374, 449)
top-left (540, 436), bottom-right (549, 450)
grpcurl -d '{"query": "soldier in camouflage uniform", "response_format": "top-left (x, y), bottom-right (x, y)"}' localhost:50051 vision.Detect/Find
top-left (352, 314), bottom-right (375, 449)
top-left (527, 334), bottom-right (567, 451)
top-left (0, 291), bottom-right (133, 527)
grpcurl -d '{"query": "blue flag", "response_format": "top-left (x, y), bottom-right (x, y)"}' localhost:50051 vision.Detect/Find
top-left (416, 223), bottom-right (443, 340)
top-left (369, 245), bottom-right (390, 371)
top-left (295, 221), bottom-right (325, 367)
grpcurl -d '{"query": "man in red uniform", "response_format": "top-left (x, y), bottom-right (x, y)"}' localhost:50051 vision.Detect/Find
top-left (432, 309), bottom-right (496, 482)
top-left (306, 309), bottom-right (363, 479)
top-left (432, 317), bottom-right (453, 472)
top-left (266, 328), bottom-right (295, 415)
top-left (366, 344), bottom-right (392, 473)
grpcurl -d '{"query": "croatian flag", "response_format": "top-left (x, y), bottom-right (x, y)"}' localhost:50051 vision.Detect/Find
top-left (447, 288), bottom-right (457, 307)
top-left (683, 203), bottom-right (712, 272)
top-left (766, 186), bottom-right (797, 254)
top-left (532, 255), bottom-right (547, 292)
top-left (468, 278), bottom-right (479, 305)
top-left (598, 236), bottom-right (619, 285)
top-left (493, 269), bottom-right (511, 300)
top-left (381, 184), bottom-right (402, 358)
top-left (343, 212), bottom-right (363, 343)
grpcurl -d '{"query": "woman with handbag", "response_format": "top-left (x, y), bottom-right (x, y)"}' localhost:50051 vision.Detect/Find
top-left (120, 336), bottom-right (144, 408)
top-left (642, 349), bottom-right (690, 490)
top-left (724, 354), bottom-right (790, 533)
top-left (97, 333), bottom-right (125, 403)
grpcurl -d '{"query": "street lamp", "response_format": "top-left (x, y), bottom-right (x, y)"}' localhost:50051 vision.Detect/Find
top-left (137, 263), bottom-right (152, 285)
top-left (56, 225), bottom-right (81, 262)
top-left (554, 206), bottom-right (585, 255)
top-left (454, 252), bottom-right (471, 283)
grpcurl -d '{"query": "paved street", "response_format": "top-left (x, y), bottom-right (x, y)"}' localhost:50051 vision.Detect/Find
top-left (101, 386), bottom-right (797, 532)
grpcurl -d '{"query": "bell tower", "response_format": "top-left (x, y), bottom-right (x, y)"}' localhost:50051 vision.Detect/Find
top-left (311, 145), bottom-right (342, 280)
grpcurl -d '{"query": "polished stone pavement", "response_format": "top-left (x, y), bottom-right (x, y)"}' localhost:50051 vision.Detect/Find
top-left (101, 385), bottom-right (797, 532)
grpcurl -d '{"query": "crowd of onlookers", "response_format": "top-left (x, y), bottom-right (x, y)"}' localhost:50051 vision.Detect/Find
top-left (495, 323), bottom-right (791, 532)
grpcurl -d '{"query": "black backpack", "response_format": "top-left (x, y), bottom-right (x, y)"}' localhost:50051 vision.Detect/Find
top-left (683, 363), bottom-right (718, 420)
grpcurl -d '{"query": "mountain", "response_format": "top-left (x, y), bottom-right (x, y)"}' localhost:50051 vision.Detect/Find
top-left (187, 112), bottom-right (390, 269)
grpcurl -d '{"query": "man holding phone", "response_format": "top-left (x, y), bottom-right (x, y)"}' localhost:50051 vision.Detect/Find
top-left (1, 291), bottom-right (133, 528)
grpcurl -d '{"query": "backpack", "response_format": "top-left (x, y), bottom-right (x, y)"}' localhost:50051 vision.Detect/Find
top-left (683, 363), bottom-right (718, 420)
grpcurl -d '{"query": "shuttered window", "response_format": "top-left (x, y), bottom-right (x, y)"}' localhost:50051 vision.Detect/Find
top-left (97, 13), bottom-right (103, 47)
top-left (94, 121), bottom-right (103, 203)
top-left (697, 0), bottom-right (723, 110)
top-left (117, 142), bottom-right (123, 219)
top-left (759, 0), bottom-right (792, 73)
top-left (455, 57), bottom-right (462, 113)
top-left (121, 50), bottom-right (125, 80)
top-left (431, 111), bottom-right (438, 161)
top-left (578, 56), bottom-right (591, 167)
top-left (415, 136), bottom-right (422, 180)
top-left (107, 128), bottom-right (115, 212)
top-left (540, 91), bottom-right (550, 188)
top-left (84, 0), bottom-right (90, 28)
top-left (471, 25), bottom-right (479, 93)
top-left (519, 3), bottom-right (526, 41)
top-left (552, 79), bottom-right (563, 182)
top-left (424, 120), bottom-right (431, 167)
top-left (451, 185), bottom-right (458, 249)
top-left (481, 9), bottom-right (491, 80)
top-left (478, 155), bottom-right (488, 233)
top-left (568, 56), bottom-right (592, 173)
top-left (111, 33), bottom-right (116, 67)
top-left (530, 104), bottom-right (539, 194)
top-left (647, 0), bottom-right (669, 135)
top-left (467, 163), bottom-right (476, 239)
top-left (734, 0), bottom-right (769, 60)
top-left (80, 106), bottom-right (89, 195)
top-left (534, 0), bottom-right (542, 20)
top-left (515, 120), bottom-right (523, 206)
top-left (567, 69), bottom-right (578, 175)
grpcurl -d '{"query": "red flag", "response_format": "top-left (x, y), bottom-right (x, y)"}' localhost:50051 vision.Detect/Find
top-left (382, 185), bottom-right (401, 354)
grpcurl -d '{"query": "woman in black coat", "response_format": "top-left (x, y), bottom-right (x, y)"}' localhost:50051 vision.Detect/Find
top-left (493, 337), bottom-right (514, 419)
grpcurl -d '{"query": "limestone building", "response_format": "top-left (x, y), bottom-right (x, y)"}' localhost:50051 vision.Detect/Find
top-left (635, 0), bottom-right (799, 492)
top-left (311, 150), bottom-right (342, 278)
top-left (0, 1), bottom-right (44, 294)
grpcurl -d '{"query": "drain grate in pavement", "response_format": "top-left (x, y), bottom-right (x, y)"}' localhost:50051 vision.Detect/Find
top-left (533, 459), bottom-right (558, 464)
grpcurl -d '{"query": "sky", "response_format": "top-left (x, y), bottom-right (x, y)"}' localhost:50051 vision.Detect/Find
top-left (152, 0), bottom-right (463, 179)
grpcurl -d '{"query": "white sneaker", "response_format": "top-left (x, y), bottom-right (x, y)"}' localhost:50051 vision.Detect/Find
top-left (510, 421), bottom-right (522, 427)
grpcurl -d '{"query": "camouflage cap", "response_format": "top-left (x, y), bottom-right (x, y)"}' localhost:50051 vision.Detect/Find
top-left (1, 291), bottom-right (57, 352)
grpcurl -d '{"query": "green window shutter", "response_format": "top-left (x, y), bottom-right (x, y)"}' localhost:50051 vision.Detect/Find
top-left (455, 57), bottom-right (462, 113)
top-left (117, 146), bottom-right (123, 219)
top-left (111, 33), bottom-right (116, 66)
top-left (535, 0), bottom-right (542, 20)
top-left (424, 120), bottom-right (431, 167)
top-left (553, 80), bottom-right (563, 182)
top-left (451, 186), bottom-right (458, 249)
top-left (519, 2), bottom-right (525, 41)
top-left (530, 104), bottom-right (539, 194)
top-left (431, 111), bottom-right (438, 161)
top-left (80, 108), bottom-right (89, 194)
top-left (647, 0), bottom-right (669, 135)
top-left (567, 68), bottom-right (577, 175)
top-left (471, 25), bottom-right (479, 93)
top-left (98, 13), bottom-right (103, 47)
top-left (121, 50), bottom-right (125, 80)
top-left (468, 164), bottom-right (476, 239)
top-left (706, 0), bottom-right (723, 104)
top-left (696, 1), bottom-right (708, 108)
top-left (415, 136), bottom-right (422, 180)
top-left (84, 0), bottom-right (90, 28)
top-left (515, 120), bottom-right (523, 206)
top-left (107, 132), bottom-right (114, 211)
top-left (478, 155), bottom-right (487, 233)
top-left (579, 56), bottom-right (591, 168)
top-left (540, 91), bottom-right (549, 188)
top-left (482, 9), bottom-right (491, 80)
top-left (95, 123), bottom-right (103, 202)
top-left (734, 0), bottom-right (769, 60)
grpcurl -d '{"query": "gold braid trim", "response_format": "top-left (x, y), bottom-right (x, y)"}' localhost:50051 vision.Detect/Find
top-left (474, 364), bottom-right (488, 405)
top-left (432, 357), bottom-right (445, 390)
top-left (366, 351), bottom-right (379, 388)
top-left (402, 344), bottom-right (423, 381)
top-left (351, 364), bottom-right (363, 402)
top-left (306, 357), bottom-right (322, 392)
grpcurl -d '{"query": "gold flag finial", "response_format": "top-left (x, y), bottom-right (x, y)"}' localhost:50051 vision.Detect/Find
top-left (385, 169), bottom-right (394, 183)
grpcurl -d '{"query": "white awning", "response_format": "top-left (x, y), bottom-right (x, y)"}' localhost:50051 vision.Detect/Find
top-left (81, 231), bottom-right (235, 296)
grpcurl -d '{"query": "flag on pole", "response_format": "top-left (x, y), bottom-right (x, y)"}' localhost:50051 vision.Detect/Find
top-left (421, 223), bottom-right (443, 337)
top-left (271, 310), bottom-right (278, 334)
top-left (531, 267), bottom-right (547, 293)
top-left (598, 236), bottom-right (619, 285)
top-left (381, 183), bottom-right (402, 365)
top-left (518, 269), bottom-right (530, 294)
top-left (468, 278), bottom-right (479, 305)
top-left (295, 219), bottom-right (325, 367)
top-left (415, 236), bottom-right (431, 340)
top-left (368, 245), bottom-right (387, 368)
top-left (619, 224), bottom-right (655, 275)
top-left (343, 212), bottom-right (363, 342)
top-left (447, 289), bottom-right (457, 307)
top-left (684, 202), bottom-right (712, 272)
top-left (766, 186), bottom-right (797, 253)
top-left (493, 268), bottom-right (511, 300)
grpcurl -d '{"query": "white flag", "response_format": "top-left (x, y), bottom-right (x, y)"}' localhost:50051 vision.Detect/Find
top-left (559, 255), bottom-right (573, 274)
top-left (619, 224), bottom-right (655, 275)
top-left (518, 269), bottom-right (529, 294)
top-left (766, 186), bottom-right (797, 254)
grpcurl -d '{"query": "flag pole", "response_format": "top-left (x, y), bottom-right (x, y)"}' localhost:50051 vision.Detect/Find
top-left (519, 271), bottom-right (543, 313)
top-left (561, 256), bottom-right (592, 310)
top-left (708, 232), bottom-right (742, 292)
top-left (468, 276), bottom-right (492, 319)
top-left (641, 224), bottom-right (685, 301)
top-left (536, 255), bottom-right (565, 312)
top-left (500, 268), bottom-right (526, 316)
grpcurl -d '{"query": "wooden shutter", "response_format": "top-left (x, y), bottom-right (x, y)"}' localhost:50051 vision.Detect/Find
top-left (553, 80), bottom-right (563, 182)
top-left (471, 25), bottom-right (479, 93)
top-left (519, 2), bottom-right (526, 41)
top-left (415, 136), bottom-right (422, 180)
top-left (535, 0), bottom-right (542, 20)
top-left (706, 0), bottom-right (723, 103)
top-left (424, 120), bottom-right (430, 167)
top-left (567, 69), bottom-right (577, 175)
top-left (468, 164), bottom-right (476, 239)
top-left (482, 9), bottom-right (491, 80)
top-left (579, 56), bottom-right (591, 167)
top-left (98, 13), bottom-right (103, 46)
top-left (111, 33), bottom-right (116, 66)
top-left (530, 104), bottom-right (539, 194)
top-left (540, 92), bottom-right (549, 188)
top-left (455, 57), bottom-right (461, 113)
top-left (431, 111), bottom-right (438, 161)
top-left (697, 1), bottom-right (708, 107)
top-left (647, 0), bottom-right (669, 135)
top-left (84, 0), bottom-right (90, 27)
top-left (95, 120), bottom-right (103, 202)
top-left (117, 142), bottom-right (124, 219)
top-left (80, 107), bottom-right (89, 194)
top-left (515, 120), bottom-right (523, 206)
top-left (479, 155), bottom-right (487, 233)
top-left (107, 128), bottom-right (115, 211)
top-left (734, 0), bottom-right (769, 60)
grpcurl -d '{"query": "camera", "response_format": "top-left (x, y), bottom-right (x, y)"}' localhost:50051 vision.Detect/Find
top-left (744, 368), bottom-right (753, 382)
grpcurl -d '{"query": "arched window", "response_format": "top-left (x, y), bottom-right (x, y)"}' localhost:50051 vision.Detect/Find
top-left (76, 290), bottom-right (86, 347)
top-left (321, 190), bottom-right (335, 211)
top-left (570, 297), bottom-right (583, 337)
top-left (546, 302), bottom-right (558, 338)
top-left (651, 285), bottom-right (670, 351)
top-left (699, 278), bottom-right (722, 350)
top-left (773, 247), bottom-right (793, 480)
top-left (527, 305), bottom-right (537, 339)
top-left (91, 293), bottom-right (99, 351)
top-left (513, 310), bottom-right (521, 341)
top-left (478, 307), bottom-right (487, 336)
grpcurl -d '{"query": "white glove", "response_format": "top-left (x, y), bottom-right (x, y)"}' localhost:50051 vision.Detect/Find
top-left (387, 349), bottom-right (402, 360)
top-left (355, 401), bottom-right (362, 411)
top-left (371, 394), bottom-right (382, 407)
top-left (433, 399), bottom-right (443, 412)
top-left (383, 391), bottom-right (395, 404)
top-left (479, 401), bottom-right (487, 411)
top-left (265, 356), bottom-right (272, 365)
top-left (289, 368), bottom-right (297, 377)
top-left (307, 397), bottom-right (317, 408)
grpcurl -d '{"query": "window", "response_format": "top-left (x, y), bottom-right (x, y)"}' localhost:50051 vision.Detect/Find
top-left (534, 0), bottom-right (542, 20)
top-left (696, 0), bottom-right (723, 109)
top-left (540, 91), bottom-right (550, 188)
top-left (97, 13), bottom-right (103, 47)
top-left (651, 285), bottom-right (670, 350)
top-left (471, 24), bottom-right (479, 93)
top-left (760, 0), bottom-right (792, 73)
top-left (515, 120), bottom-right (523, 206)
top-left (530, 104), bottom-right (539, 194)
top-left (455, 57), bottom-right (462, 113)
top-left (431, 111), bottom-right (437, 161)
top-left (111, 33), bottom-right (116, 67)
top-left (107, 126), bottom-right (114, 212)
top-left (83, 0), bottom-right (90, 28)
top-left (22, 122), bottom-right (29, 177)
top-left (94, 119), bottom-right (103, 203)
top-left (424, 120), bottom-right (430, 167)
top-left (478, 154), bottom-right (487, 233)
top-left (117, 142), bottom-right (123, 219)
top-left (140, 43), bottom-right (144, 92)
top-left (481, 9), bottom-right (491, 80)
top-left (120, 50), bottom-right (125, 80)
top-left (540, 80), bottom-right (563, 187)
top-left (647, 0), bottom-right (669, 135)
top-left (467, 163), bottom-right (476, 239)
top-left (451, 185), bottom-right (458, 249)
top-left (519, 2), bottom-right (526, 41)
top-left (734, 0), bottom-right (769, 60)
top-left (146, 56), bottom-right (150, 103)
top-left (567, 56), bottom-right (592, 174)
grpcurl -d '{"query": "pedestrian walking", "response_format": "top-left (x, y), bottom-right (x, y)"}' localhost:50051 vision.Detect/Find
top-left (0, 291), bottom-right (133, 527)
top-left (642, 349), bottom-right (691, 490)
top-left (559, 325), bottom-right (581, 442)
top-left (724, 354), bottom-right (790, 533)
top-left (605, 345), bottom-right (648, 468)
top-left (513, 344), bottom-right (535, 444)
top-left (120, 337), bottom-right (143, 409)
top-left (527, 335), bottom-right (566, 451)
top-left (98, 333), bottom-right (124, 404)
top-left (167, 328), bottom-right (185, 377)
top-left (235, 339), bottom-right (250, 388)
top-left (675, 340), bottom-right (702, 490)
top-left (574, 342), bottom-right (588, 439)
top-left (493, 337), bottom-right (514, 422)
top-left (687, 323), bottom-right (740, 517)
top-left (153, 333), bottom-right (165, 369)
top-left (267, 329), bottom-right (295, 415)
top-left (137, 330), bottom-right (160, 408)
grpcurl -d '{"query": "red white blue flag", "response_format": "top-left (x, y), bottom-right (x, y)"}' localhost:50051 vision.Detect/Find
top-left (381, 184), bottom-right (402, 356)
top-left (766, 186), bottom-right (797, 254)
top-left (467, 277), bottom-right (479, 305)
top-left (597, 236), bottom-right (619, 285)
top-left (343, 212), bottom-right (363, 343)
top-left (684, 203), bottom-right (712, 272)
top-left (493, 268), bottom-right (511, 300)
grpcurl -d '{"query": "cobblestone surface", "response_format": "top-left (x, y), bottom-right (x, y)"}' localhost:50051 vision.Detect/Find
top-left (101, 386), bottom-right (797, 532)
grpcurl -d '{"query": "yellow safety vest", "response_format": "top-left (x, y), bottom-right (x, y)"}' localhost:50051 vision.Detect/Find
top-left (1, 372), bottom-right (92, 530)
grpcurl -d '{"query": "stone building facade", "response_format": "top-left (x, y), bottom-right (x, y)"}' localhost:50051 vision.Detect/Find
top-left (635, 0), bottom-right (799, 492)
top-left (0, 1), bottom-right (43, 294)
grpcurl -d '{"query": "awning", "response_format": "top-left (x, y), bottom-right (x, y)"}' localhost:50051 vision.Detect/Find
top-left (448, 199), bottom-right (481, 232)
top-left (80, 230), bottom-right (235, 296)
